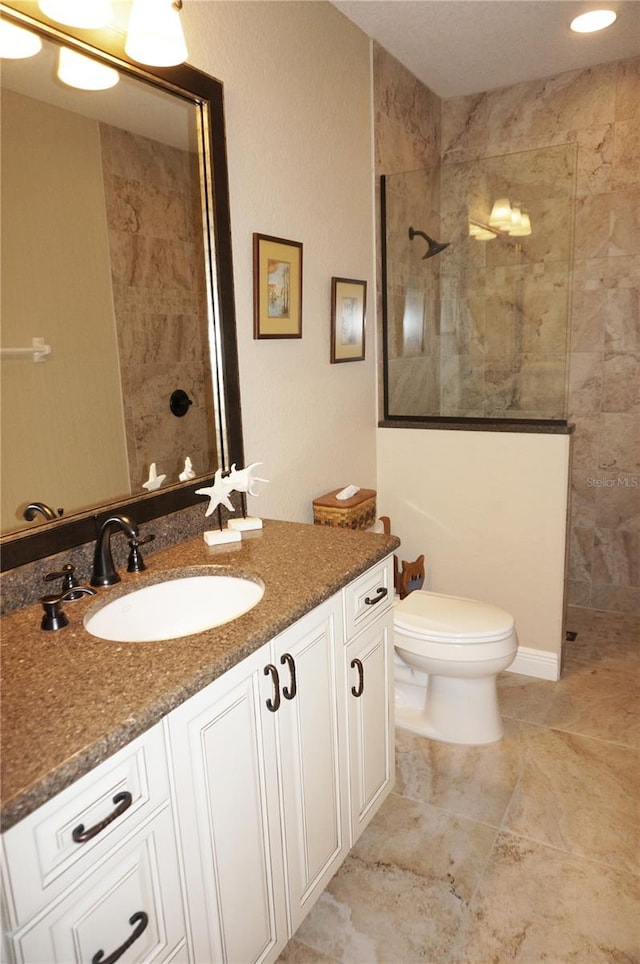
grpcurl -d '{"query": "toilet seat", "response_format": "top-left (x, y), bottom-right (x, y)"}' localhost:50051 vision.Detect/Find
top-left (394, 590), bottom-right (515, 644)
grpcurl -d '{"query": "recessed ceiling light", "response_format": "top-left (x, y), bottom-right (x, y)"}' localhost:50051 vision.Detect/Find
top-left (570, 9), bottom-right (617, 33)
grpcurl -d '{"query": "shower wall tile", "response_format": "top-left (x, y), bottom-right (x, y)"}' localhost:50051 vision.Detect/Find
top-left (100, 123), bottom-right (214, 495)
top-left (375, 40), bottom-right (639, 613)
top-left (602, 351), bottom-right (640, 412)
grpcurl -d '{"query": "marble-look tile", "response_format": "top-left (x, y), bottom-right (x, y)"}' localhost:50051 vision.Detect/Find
top-left (604, 287), bottom-right (639, 350)
top-left (567, 352), bottom-right (603, 415)
top-left (568, 526), bottom-right (594, 581)
top-left (497, 671), bottom-right (556, 725)
top-left (595, 476), bottom-right (640, 529)
top-left (598, 413), bottom-right (640, 473)
top-left (451, 833), bottom-right (640, 964)
top-left (602, 351), bottom-right (640, 412)
top-left (570, 286), bottom-right (606, 351)
top-left (613, 118), bottom-right (640, 190)
top-left (502, 724), bottom-right (639, 873)
top-left (615, 56), bottom-right (640, 123)
top-left (294, 792), bottom-right (496, 964)
top-left (543, 663), bottom-right (640, 747)
top-left (593, 527), bottom-right (640, 588)
top-left (591, 583), bottom-right (640, 613)
top-left (395, 720), bottom-right (525, 827)
top-left (276, 939), bottom-right (337, 963)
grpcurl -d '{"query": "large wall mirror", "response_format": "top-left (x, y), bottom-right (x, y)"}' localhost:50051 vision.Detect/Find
top-left (0, 2), bottom-right (243, 570)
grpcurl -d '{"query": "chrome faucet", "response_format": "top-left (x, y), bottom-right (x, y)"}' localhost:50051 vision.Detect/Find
top-left (91, 514), bottom-right (139, 587)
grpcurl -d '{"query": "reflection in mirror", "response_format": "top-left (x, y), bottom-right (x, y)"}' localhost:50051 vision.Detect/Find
top-left (0, 4), bottom-right (243, 566)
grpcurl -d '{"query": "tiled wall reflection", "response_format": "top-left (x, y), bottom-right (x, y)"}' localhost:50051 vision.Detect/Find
top-left (100, 123), bottom-right (216, 492)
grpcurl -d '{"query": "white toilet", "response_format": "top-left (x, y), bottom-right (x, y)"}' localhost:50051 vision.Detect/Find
top-left (393, 590), bottom-right (518, 745)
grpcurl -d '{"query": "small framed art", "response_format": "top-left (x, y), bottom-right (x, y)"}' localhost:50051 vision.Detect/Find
top-left (253, 233), bottom-right (303, 338)
top-left (330, 277), bottom-right (366, 363)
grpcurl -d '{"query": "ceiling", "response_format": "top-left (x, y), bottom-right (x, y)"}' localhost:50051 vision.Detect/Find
top-left (330, 0), bottom-right (640, 97)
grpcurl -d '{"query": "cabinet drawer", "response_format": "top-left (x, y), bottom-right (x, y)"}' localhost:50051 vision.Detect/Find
top-left (2, 723), bottom-right (170, 928)
top-left (343, 557), bottom-right (393, 640)
top-left (8, 807), bottom-right (185, 964)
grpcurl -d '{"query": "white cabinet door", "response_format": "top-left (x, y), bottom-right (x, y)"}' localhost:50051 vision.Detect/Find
top-left (269, 595), bottom-right (348, 935)
top-left (345, 611), bottom-right (395, 844)
top-left (165, 646), bottom-right (287, 964)
top-left (9, 807), bottom-right (185, 964)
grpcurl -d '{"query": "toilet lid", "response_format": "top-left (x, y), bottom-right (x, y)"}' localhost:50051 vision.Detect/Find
top-left (394, 590), bottom-right (515, 643)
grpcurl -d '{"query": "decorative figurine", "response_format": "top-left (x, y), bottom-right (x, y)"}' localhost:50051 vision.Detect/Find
top-left (179, 456), bottom-right (196, 482)
top-left (226, 462), bottom-right (269, 531)
top-left (196, 468), bottom-right (240, 544)
top-left (143, 462), bottom-right (166, 491)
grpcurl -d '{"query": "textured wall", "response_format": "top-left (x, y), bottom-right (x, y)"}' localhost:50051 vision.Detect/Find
top-left (442, 58), bottom-right (640, 614)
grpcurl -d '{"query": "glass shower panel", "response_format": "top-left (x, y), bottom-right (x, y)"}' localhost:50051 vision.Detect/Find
top-left (383, 144), bottom-right (577, 420)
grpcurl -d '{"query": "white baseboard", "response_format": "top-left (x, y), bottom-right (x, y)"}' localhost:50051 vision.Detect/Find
top-left (507, 646), bottom-right (560, 681)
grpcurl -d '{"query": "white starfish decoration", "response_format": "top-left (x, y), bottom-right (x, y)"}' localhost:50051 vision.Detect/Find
top-left (195, 468), bottom-right (236, 517)
top-left (142, 462), bottom-right (166, 491)
top-left (227, 462), bottom-right (269, 497)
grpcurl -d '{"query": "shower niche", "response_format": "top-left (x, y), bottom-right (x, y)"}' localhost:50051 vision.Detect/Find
top-left (381, 143), bottom-right (577, 422)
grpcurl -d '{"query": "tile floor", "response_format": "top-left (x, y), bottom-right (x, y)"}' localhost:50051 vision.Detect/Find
top-left (279, 606), bottom-right (640, 963)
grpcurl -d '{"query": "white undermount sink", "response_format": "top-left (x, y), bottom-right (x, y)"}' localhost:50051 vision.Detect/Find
top-left (84, 572), bottom-right (265, 642)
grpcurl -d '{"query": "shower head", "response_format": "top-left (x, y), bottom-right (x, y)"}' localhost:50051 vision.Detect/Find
top-left (408, 226), bottom-right (450, 259)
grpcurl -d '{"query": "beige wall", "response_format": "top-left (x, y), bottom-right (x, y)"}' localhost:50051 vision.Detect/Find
top-left (377, 429), bottom-right (570, 677)
top-left (182, 0), bottom-right (378, 523)
top-left (0, 90), bottom-right (129, 533)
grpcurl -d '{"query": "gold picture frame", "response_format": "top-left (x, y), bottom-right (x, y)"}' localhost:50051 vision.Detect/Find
top-left (253, 233), bottom-right (303, 338)
top-left (330, 277), bottom-right (366, 363)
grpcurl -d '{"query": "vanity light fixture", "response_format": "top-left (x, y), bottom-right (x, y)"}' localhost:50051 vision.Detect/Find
top-left (39, 0), bottom-right (113, 29)
top-left (57, 46), bottom-right (119, 89)
top-left (469, 221), bottom-right (498, 241)
top-left (488, 197), bottom-right (513, 229)
top-left (0, 19), bottom-right (43, 58)
top-left (125, 0), bottom-right (188, 67)
top-left (570, 9), bottom-right (617, 32)
top-left (507, 209), bottom-right (532, 237)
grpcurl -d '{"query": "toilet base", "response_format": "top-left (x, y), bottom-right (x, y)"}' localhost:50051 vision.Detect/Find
top-left (395, 674), bottom-right (505, 745)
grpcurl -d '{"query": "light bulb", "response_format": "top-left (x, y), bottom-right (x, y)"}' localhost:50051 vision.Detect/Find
top-left (489, 198), bottom-right (513, 229)
top-left (125, 0), bottom-right (188, 67)
top-left (509, 211), bottom-right (532, 237)
top-left (507, 205), bottom-right (523, 233)
top-left (39, 0), bottom-right (113, 29)
top-left (58, 46), bottom-right (119, 89)
top-left (0, 20), bottom-right (43, 58)
top-left (570, 10), bottom-right (616, 33)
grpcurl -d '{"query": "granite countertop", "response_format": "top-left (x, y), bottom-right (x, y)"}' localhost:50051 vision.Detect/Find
top-left (0, 520), bottom-right (399, 832)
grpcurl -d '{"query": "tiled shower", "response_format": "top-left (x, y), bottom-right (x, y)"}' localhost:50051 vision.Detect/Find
top-left (375, 45), bottom-right (640, 615)
top-left (383, 143), bottom-right (576, 419)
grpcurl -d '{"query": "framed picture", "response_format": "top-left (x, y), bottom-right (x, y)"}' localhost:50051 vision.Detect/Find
top-left (253, 233), bottom-right (303, 338)
top-left (330, 277), bottom-right (366, 363)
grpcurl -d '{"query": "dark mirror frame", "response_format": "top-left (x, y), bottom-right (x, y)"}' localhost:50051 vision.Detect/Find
top-left (0, 2), bottom-right (243, 571)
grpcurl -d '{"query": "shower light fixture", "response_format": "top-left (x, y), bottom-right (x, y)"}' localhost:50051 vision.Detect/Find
top-left (125, 0), bottom-right (188, 67)
top-left (0, 19), bottom-right (43, 58)
top-left (570, 9), bottom-right (617, 32)
top-left (57, 46), bottom-right (119, 89)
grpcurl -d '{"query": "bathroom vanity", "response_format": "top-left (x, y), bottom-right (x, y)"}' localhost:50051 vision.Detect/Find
top-left (0, 521), bottom-right (398, 963)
